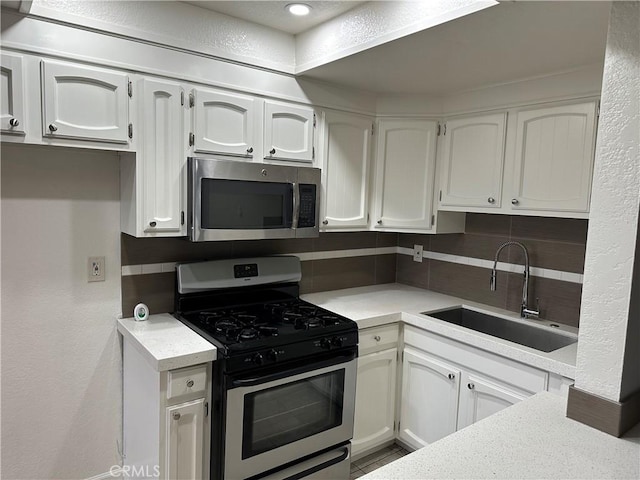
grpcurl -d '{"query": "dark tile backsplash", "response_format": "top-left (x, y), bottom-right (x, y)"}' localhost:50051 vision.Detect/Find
top-left (121, 214), bottom-right (585, 327)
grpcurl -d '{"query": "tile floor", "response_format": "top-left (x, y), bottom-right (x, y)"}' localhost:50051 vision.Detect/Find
top-left (350, 443), bottom-right (411, 479)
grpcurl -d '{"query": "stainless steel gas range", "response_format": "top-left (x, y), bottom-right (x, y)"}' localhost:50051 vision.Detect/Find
top-left (174, 256), bottom-right (358, 480)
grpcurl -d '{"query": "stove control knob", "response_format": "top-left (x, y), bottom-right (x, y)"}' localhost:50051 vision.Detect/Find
top-left (320, 338), bottom-right (332, 350)
top-left (331, 336), bottom-right (344, 348)
top-left (267, 349), bottom-right (280, 361)
top-left (252, 353), bottom-right (264, 365)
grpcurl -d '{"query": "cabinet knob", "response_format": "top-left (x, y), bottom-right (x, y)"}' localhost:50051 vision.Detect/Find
top-left (467, 383), bottom-right (475, 390)
top-left (186, 379), bottom-right (194, 388)
top-left (172, 412), bottom-right (181, 420)
top-left (448, 373), bottom-right (455, 380)
top-left (48, 123), bottom-right (58, 132)
top-left (377, 220), bottom-right (382, 225)
top-left (269, 148), bottom-right (276, 155)
top-left (246, 147), bottom-right (254, 154)
top-left (511, 198), bottom-right (519, 205)
top-left (374, 335), bottom-right (381, 342)
top-left (9, 118), bottom-right (19, 127)
top-left (487, 197), bottom-right (495, 204)
top-left (149, 221), bottom-right (157, 227)
top-left (322, 220), bottom-right (328, 225)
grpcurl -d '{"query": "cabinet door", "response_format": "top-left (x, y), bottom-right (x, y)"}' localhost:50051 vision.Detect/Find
top-left (40, 60), bottom-right (129, 143)
top-left (398, 347), bottom-right (460, 449)
top-left (457, 373), bottom-right (526, 430)
top-left (322, 110), bottom-right (372, 229)
top-left (1, 53), bottom-right (25, 134)
top-left (440, 113), bottom-right (506, 208)
top-left (192, 88), bottom-right (255, 157)
top-left (141, 79), bottom-right (184, 233)
top-left (352, 348), bottom-right (397, 457)
top-left (373, 119), bottom-right (437, 230)
top-left (264, 101), bottom-right (315, 163)
top-left (510, 102), bottom-right (597, 213)
top-left (166, 398), bottom-right (205, 480)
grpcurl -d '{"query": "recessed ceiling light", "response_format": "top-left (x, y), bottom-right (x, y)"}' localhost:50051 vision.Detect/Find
top-left (286, 3), bottom-right (311, 16)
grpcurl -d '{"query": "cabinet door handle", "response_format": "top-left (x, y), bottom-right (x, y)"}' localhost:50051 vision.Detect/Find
top-left (467, 383), bottom-right (475, 390)
top-left (322, 220), bottom-right (328, 225)
top-left (149, 221), bottom-right (157, 227)
top-left (172, 412), bottom-right (181, 420)
top-left (269, 148), bottom-right (276, 155)
top-left (511, 198), bottom-right (519, 205)
top-left (448, 373), bottom-right (455, 380)
top-left (377, 220), bottom-right (382, 225)
top-left (487, 197), bottom-right (495, 204)
top-left (186, 379), bottom-right (194, 388)
top-left (246, 147), bottom-right (254, 154)
top-left (373, 335), bottom-right (381, 342)
top-left (9, 118), bottom-right (19, 127)
top-left (48, 123), bottom-right (58, 132)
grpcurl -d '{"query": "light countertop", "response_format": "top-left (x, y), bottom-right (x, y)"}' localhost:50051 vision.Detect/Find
top-left (360, 391), bottom-right (640, 479)
top-left (117, 313), bottom-right (216, 371)
top-left (302, 283), bottom-right (578, 378)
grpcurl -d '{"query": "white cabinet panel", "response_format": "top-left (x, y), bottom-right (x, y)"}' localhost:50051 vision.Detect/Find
top-left (398, 347), bottom-right (460, 449)
top-left (40, 59), bottom-right (129, 143)
top-left (511, 102), bottom-right (597, 213)
top-left (440, 113), bottom-right (506, 208)
top-left (321, 110), bottom-right (372, 229)
top-left (457, 373), bottom-right (526, 429)
top-left (166, 398), bottom-right (205, 480)
top-left (264, 101), bottom-right (315, 163)
top-left (192, 88), bottom-right (255, 157)
top-left (141, 79), bottom-right (184, 233)
top-left (353, 348), bottom-right (397, 457)
top-left (373, 119), bottom-right (438, 230)
top-left (0, 53), bottom-right (25, 134)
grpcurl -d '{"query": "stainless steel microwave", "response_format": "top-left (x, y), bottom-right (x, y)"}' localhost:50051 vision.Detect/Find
top-left (187, 157), bottom-right (320, 242)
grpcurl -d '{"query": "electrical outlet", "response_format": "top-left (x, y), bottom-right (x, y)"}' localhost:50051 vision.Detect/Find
top-left (413, 244), bottom-right (423, 263)
top-left (88, 256), bottom-right (105, 282)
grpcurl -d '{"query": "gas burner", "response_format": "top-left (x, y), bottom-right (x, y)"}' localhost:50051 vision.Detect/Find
top-left (214, 318), bottom-right (241, 335)
top-left (238, 328), bottom-right (259, 341)
top-left (282, 311), bottom-right (303, 323)
top-left (199, 312), bottom-right (223, 325)
top-left (319, 314), bottom-right (340, 325)
top-left (235, 314), bottom-right (258, 326)
top-left (294, 317), bottom-right (322, 330)
top-left (258, 326), bottom-right (279, 336)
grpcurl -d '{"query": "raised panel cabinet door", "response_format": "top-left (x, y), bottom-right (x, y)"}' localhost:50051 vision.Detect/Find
top-left (165, 398), bottom-right (205, 480)
top-left (352, 348), bottom-right (397, 457)
top-left (40, 59), bottom-right (129, 143)
top-left (373, 119), bottom-right (438, 230)
top-left (457, 373), bottom-right (526, 430)
top-left (193, 88), bottom-right (255, 157)
top-left (141, 79), bottom-right (184, 233)
top-left (264, 101), bottom-right (315, 163)
top-left (0, 53), bottom-right (25, 134)
top-left (322, 110), bottom-right (372, 229)
top-left (511, 101), bottom-right (598, 213)
top-left (440, 113), bottom-right (506, 208)
top-left (398, 348), bottom-right (460, 450)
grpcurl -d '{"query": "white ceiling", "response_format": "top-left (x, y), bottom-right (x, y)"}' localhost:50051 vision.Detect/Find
top-left (183, 1), bottom-right (367, 35)
top-left (300, 1), bottom-right (612, 95)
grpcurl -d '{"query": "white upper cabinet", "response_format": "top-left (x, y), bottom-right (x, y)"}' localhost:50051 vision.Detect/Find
top-left (1, 53), bottom-right (25, 134)
top-left (141, 79), bottom-right (185, 234)
top-left (321, 110), bottom-right (372, 230)
top-left (439, 113), bottom-right (506, 209)
top-left (264, 100), bottom-right (315, 163)
top-left (192, 88), bottom-right (256, 158)
top-left (373, 119), bottom-right (438, 231)
top-left (510, 101), bottom-right (598, 213)
top-left (40, 59), bottom-right (130, 143)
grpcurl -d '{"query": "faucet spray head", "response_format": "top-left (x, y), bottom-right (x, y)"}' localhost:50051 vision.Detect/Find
top-left (490, 270), bottom-right (497, 291)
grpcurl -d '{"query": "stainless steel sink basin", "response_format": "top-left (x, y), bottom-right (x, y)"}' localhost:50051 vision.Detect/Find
top-left (422, 307), bottom-right (577, 352)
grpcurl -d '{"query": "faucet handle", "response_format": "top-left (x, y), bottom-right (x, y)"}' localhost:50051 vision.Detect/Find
top-left (523, 297), bottom-right (541, 319)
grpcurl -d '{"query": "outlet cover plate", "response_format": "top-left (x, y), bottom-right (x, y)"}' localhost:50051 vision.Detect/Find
top-left (88, 256), bottom-right (105, 282)
top-left (413, 245), bottom-right (423, 263)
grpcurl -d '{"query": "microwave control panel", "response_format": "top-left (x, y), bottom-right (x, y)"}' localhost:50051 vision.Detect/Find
top-left (298, 184), bottom-right (317, 228)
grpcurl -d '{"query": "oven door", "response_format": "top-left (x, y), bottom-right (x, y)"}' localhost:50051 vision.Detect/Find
top-left (224, 352), bottom-right (356, 480)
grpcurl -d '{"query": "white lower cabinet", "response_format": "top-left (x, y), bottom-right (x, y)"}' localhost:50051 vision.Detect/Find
top-left (398, 348), bottom-right (460, 449)
top-left (166, 399), bottom-right (205, 480)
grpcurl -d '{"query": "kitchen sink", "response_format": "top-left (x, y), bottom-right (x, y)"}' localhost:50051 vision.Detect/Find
top-left (422, 307), bottom-right (577, 352)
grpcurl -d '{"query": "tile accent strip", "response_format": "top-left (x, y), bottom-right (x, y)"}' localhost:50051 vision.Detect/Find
top-left (122, 245), bottom-right (583, 284)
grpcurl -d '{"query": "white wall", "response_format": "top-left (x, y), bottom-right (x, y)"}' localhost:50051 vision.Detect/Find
top-left (574, 1), bottom-right (640, 402)
top-left (1, 144), bottom-right (122, 479)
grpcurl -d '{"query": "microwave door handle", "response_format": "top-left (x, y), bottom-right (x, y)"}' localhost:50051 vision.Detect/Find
top-left (292, 182), bottom-right (300, 230)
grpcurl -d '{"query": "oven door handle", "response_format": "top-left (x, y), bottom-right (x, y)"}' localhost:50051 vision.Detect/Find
top-left (230, 350), bottom-right (356, 388)
top-left (256, 445), bottom-right (350, 480)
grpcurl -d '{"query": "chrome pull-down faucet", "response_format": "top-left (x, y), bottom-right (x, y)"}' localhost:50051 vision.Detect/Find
top-left (490, 241), bottom-right (540, 319)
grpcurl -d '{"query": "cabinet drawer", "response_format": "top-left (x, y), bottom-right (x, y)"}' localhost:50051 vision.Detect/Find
top-left (167, 364), bottom-right (207, 400)
top-left (359, 323), bottom-right (399, 355)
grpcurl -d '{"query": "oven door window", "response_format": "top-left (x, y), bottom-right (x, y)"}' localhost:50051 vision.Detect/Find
top-left (242, 370), bottom-right (345, 459)
top-left (201, 179), bottom-right (293, 229)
